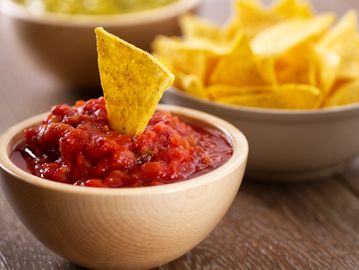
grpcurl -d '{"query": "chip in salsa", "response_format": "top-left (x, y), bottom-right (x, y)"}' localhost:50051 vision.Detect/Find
top-left (10, 27), bottom-right (232, 188)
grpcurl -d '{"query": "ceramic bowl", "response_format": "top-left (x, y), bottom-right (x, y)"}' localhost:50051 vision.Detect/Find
top-left (163, 88), bottom-right (359, 181)
top-left (0, 0), bottom-right (202, 87)
top-left (0, 104), bottom-right (248, 270)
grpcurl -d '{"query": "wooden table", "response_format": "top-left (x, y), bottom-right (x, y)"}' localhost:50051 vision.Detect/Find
top-left (0, 1), bottom-right (358, 269)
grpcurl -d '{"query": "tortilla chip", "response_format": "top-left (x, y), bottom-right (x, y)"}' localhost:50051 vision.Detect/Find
top-left (155, 47), bottom-right (210, 97)
top-left (324, 80), bottom-right (359, 107)
top-left (327, 11), bottom-right (359, 79)
top-left (175, 72), bottom-right (207, 99)
top-left (152, 35), bottom-right (223, 84)
top-left (180, 14), bottom-right (224, 42)
top-left (209, 34), bottom-right (276, 87)
top-left (315, 46), bottom-right (341, 93)
top-left (251, 13), bottom-right (335, 56)
top-left (275, 44), bottom-right (317, 85)
top-left (273, 0), bottom-right (313, 19)
top-left (96, 27), bottom-right (174, 136)
top-left (224, 0), bottom-right (313, 40)
top-left (215, 84), bottom-right (321, 109)
top-left (208, 84), bottom-right (275, 99)
top-left (224, 0), bottom-right (277, 40)
top-left (316, 10), bottom-right (359, 93)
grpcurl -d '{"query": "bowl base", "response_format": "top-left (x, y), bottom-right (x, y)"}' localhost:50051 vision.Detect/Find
top-left (246, 162), bottom-right (348, 182)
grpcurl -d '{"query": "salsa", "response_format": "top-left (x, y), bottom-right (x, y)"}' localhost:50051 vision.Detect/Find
top-left (16, 0), bottom-right (177, 15)
top-left (11, 97), bottom-right (233, 188)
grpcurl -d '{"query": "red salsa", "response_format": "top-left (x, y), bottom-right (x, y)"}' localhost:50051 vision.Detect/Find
top-left (11, 97), bottom-right (232, 188)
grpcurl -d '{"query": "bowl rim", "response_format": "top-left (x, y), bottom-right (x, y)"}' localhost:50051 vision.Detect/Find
top-left (0, 0), bottom-right (202, 27)
top-left (0, 104), bottom-right (248, 195)
top-left (167, 87), bottom-right (359, 120)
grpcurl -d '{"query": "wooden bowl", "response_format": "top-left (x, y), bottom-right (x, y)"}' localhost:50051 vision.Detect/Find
top-left (0, 0), bottom-right (202, 87)
top-left (164, 88), bottom-right (359, 181)
top-left (0, 104), bottom-right (248, 270)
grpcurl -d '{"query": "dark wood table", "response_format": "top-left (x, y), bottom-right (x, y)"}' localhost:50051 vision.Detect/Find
top-left (0, 1), bottom-right (358, 269)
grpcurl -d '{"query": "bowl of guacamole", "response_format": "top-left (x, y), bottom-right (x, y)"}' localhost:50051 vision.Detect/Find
top-left (1, 0), bottom-right (202, 87)
top-left (16, 0), bottom-right (178, 15)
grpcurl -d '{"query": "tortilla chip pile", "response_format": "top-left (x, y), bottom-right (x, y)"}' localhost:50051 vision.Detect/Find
top-left (96, 27), bottom-right (174, 136)
top-left (152, 0), bottom-right (359, 109)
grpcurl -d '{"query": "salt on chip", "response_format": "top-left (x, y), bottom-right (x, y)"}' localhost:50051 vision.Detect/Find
top-left (324, 80), bottom-right (359, 107)
top-left (251, 13), bottom-right (335, 56)
top-left (95, 27), bottom-right (174, 136)
top-left (209, 34), bottom-right (276, 87)
top-left (215, 84), bottom-right (321, 109)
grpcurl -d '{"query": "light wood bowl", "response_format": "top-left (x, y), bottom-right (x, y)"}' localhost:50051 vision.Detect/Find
top-left (0, 104), bottom-right (248, 270)
top-left (0, 0), bottom-right (202, 87)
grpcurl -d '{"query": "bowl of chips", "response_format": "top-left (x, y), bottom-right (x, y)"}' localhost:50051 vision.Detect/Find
top-left (164, 88), bottom-right (359, 181)
top-left (0, 0), bottom-right (202, 87)
top-left (157, 0), bottom-right (359, 180)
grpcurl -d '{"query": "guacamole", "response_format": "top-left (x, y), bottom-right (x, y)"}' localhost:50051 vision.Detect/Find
top-left (17, 0), bottom-right (177, 15)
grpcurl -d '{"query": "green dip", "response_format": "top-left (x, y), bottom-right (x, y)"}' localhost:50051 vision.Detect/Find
top-left (17, 0), bottom-right (177, 15)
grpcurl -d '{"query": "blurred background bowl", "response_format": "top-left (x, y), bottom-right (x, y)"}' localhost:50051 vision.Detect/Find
top-left (0, 104), bottom-right (248, 270)
top-left (0, 0), bottom-right (202, 88)
top-left (164, 88), bottom-right (359, 181)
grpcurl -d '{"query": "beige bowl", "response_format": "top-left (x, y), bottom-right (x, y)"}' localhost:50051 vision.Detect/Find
top-left (0, 104), bottom-right (248, 270)
top-left (164, 88), bottom-right (359, 181)
top-left (0, 0), bottom-right (201, 87)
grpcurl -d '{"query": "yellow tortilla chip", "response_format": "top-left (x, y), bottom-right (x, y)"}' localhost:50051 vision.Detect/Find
top-left (209, 34), bottom-right (276, 87)
top-left (207, 84), bottom-right (274, 99)
top-left (215, 84), bottom-right (321, 109)
top-left (275, 44), bottom-right (317, 85)
top-left (273, 0), bottom-right (313, 19)
top-left (315, 46), bottom-right (341, 93)
top-left (320, 10), bottom-right (359, 79)
top-left (318, 10), bottom-right (357, 54)
top-left (324, 80), bottom-right (359, 107)
top-left (320, 78), bottom-right (352, 107)
top-left (251, 13), bottom-right (335, 56)
top-left (179, 14), bottom-right (224, 43)
top-left (151, 53), bottom-right (173, 71)
top-left (225, 0), bottom-right (275, 40)
top-left (316, 10), bottom-right (359, 93)
top-left (152, 35), bottom-right (223, 84)
top-left (224, 0), bottom-right (313, 40)
top-left (95, 27), bottom-right (174, 136)
top-left (175, 72), bottom-right (207, 99)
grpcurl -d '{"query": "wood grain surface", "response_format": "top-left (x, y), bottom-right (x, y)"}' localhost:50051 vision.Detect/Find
top-left (1, 0), bottom-right (359, 269)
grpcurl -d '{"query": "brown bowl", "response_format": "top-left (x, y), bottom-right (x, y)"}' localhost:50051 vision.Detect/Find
top-left (0, 0), bottom-right (202, 87)
top-left (0, 104), bottom-right (248, 270)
